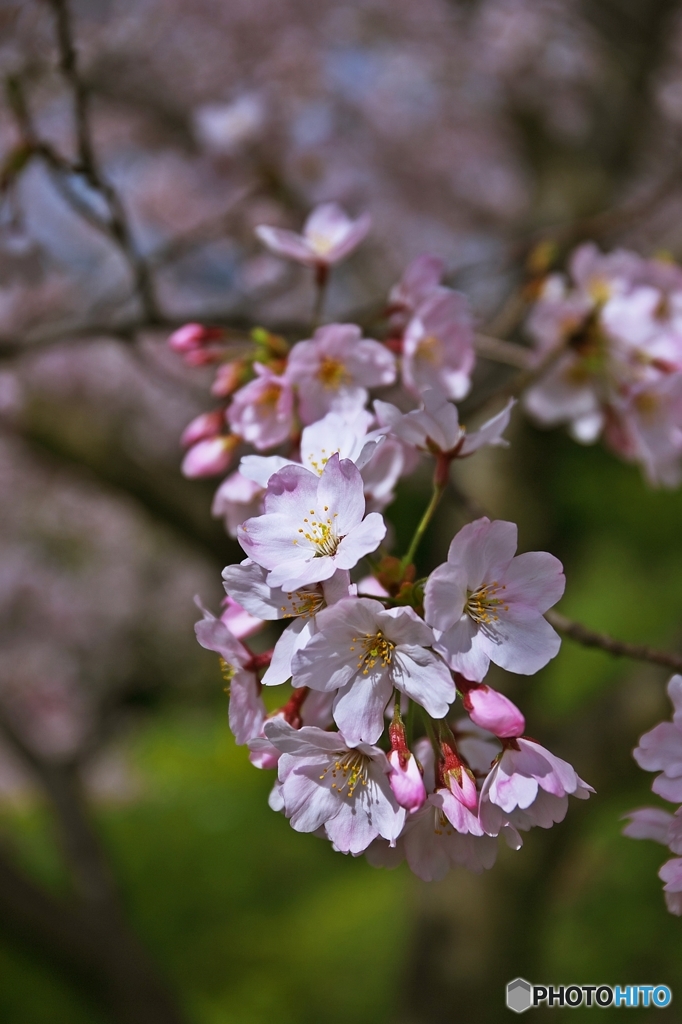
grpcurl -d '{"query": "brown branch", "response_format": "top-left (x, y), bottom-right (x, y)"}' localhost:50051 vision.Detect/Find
top-left (0, 710), bottom-right (117, 908)
top-left (547, 609), bottom-right (682, 673)
top-left (8, 414), bottom-right (237, 564)
top-left (473, 333), bottom-right (532, 370)
top-left (0, 707), bottom-right (188, 1022)
top-left (42, 0), bottom-right (160, 322)
top-left (0, 838), bottom-right (187, 1024)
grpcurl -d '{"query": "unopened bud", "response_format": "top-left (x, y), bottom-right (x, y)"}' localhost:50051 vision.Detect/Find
top-left (180, 410), bottom-right (225, 449)
top-left (181, 435), bottom-right (238, 478)
top-left (211, 361), bottom-right (248, 397)
top-left (388, 750), bottom-right (427, 813)
top-left (440, 739), bottom-right (478, 810)
top-left (459, 680), bottom-right (525, 738)
top-left (168, 322), bottom-right (224, 353)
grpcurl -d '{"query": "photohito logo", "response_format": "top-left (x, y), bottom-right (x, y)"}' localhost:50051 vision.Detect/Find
top-left (506, 979), bottom-right (672, 1013)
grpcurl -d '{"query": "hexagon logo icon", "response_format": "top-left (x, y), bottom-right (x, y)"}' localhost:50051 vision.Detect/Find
top-left (507, 978), bottom-right (532, 1013)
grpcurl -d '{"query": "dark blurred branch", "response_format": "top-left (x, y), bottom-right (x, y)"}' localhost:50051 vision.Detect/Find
top-left (0, 710), bottom-right (116, 907)
top-left (0, 840), bottom-right (187, 1024)
top-left (547, 609), bottom-right (682, 672)
top-left (7, 413), bottom-right (237, 564)
top-left (0, 708), bottom-right (188, 1023)
top-left (45, 0), bottom-right (160, 321)
top-left (473, 333), bottom-right (531, 369)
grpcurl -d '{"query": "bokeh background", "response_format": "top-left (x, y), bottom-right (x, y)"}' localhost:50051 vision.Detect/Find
top-left (2, 0), bottom-right (682, 1021)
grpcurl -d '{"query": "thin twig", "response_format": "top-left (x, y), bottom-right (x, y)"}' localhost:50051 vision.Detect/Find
top-left (45, 0), bottom-right (160, 321)
top-left (547, 609), bottom-right (682, 673)
top-left (474, 333), bottom-right (532, 369)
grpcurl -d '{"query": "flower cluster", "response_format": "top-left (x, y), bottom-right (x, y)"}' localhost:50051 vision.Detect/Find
top-left (623, 675), bottom-right (682, 914)
top-left (524, 244), bottom-right (682, 486)
top-left (175, 202), bottom-right (592, 880)
top-left (169, 204), bottom-right (482, 536)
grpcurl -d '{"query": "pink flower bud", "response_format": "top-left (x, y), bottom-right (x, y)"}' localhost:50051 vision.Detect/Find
top-left (212, 361), bottom-right (246, 398)
top-left (168, 323), bottom-right (223, 353)
top-left (461, 682), bottom-right (525, 738)
top-left (183, 347), bottom-right (224, 367)
top-left (445, 764), bottom-right (478, 810)
top-left (439, 738), bottom-right (478, 809)
top-left (181, 435), bottom-right (237, 478)
top-left (388, 750), bottom-right (427, 813)
top-left (180, 410), bottom-right (225, 449)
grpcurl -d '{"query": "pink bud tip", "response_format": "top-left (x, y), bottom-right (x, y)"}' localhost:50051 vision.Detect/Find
top-left (181, 436), bottom-right (236, 478)
top-left (168, 323), bottom-right (217, 352)
top-left (446, 766), bottom-right (479, 810)
top-left (211, 361), bottom-right (245, 397)
top-left (463, 684), bottom-right (525, 738)
top-left (180, 410), bottom-right (225, 448)
top-left (388, 750), bottom-right (427, 813)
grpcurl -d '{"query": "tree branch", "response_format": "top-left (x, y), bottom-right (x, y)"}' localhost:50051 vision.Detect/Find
top-left (44, 0), bottom-right (160, 322)
top-left (546, 609), bottom-right (682, 673)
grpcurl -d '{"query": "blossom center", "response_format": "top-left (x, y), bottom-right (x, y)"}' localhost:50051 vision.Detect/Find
top-left (465, 581), bottom-right (508, 626)
top-left (320, 751), bottom-right (369, 797)
top-left (350, 630), bottom-right (396, 674)
top-left (416, 334), bottom-right (442, 364)
top-left (305, 447), bottom-right (338, 475)
top-left (316, 356), bottom-right (350, 390)
top-left (283, 588), bottom-right (325, 618)
top-left (256, 382), bottom-right (282, 409)
top-left (297, 507), bottom-right (341, 557)
top-left (219, 657), bottom-right (237, 690)
top-left (308, 232), bottom-right (335, 256)
top-left (634, 390), bottom-right (661, 418)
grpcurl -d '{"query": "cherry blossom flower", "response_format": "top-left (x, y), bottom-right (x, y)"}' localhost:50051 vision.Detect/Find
top-left (255, 202), bottom-right (371, 268)
top-left (239, 409), bottom-right (383, 488)
top-left (264, 719), bottom-right (405, 854)
top-left (523, 243), bottom-right (682, 482)
top-left (622, 806), bottom-right (675, 844)
top-left (479, 738), bottom-right (593, 836)
top-left (624, 678), bottom-right (682, 914)
top-left (212, 471), bottom-right (264, 537)
top-left (401, 290), bottom-right (475, 400)
top-left (222, 560), bottom-right (353, 686)
top-left (226, 363), bottom-right (294, 450)
top-left (366, 804), bottom-right (501, 879)
top-left (376, 389), bottom-right (514, 457)
top-left (290, 596), bottom-right (455, 744)
top-left (194, 603), bottom-right (265, 745)
top-left (359, 435), bottom-right (406, 514)
top-left (424, 517), bottom-right (564, 681)
top-left (247, 689), bottom-right (335, 770)
top-left (389, 254), bottom-right (445, 316)
top-left (366, 734), bottom-right (501, 880)
top-left (286, 323), bottom-right (396, 424)
top-left (605, 376), bottom-right (682, 487)
top-left (238, 454), bottom-right (386, 591)
top-left (659, 858), bottom-right (682, 916)
top-left (633, 674), bottom-right (682, 803)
